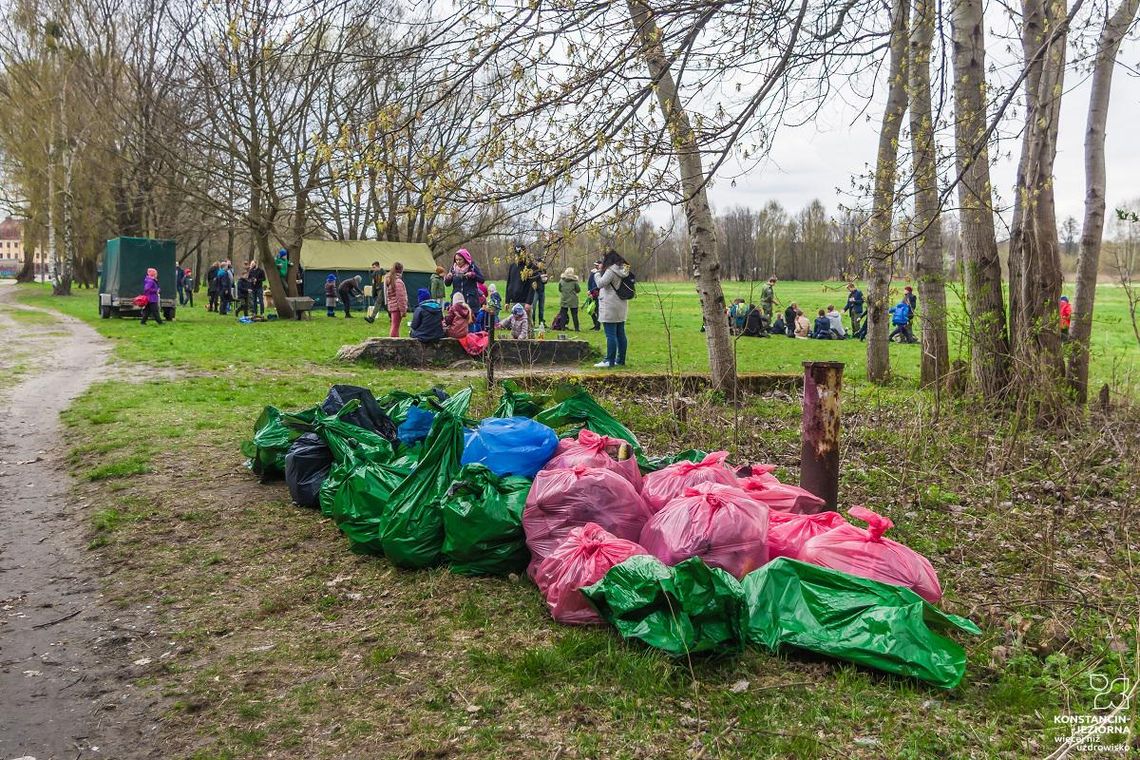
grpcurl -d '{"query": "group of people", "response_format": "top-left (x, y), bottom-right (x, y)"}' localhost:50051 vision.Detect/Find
top-left (725, 280), bottom-right (921, 344)
top-left (199, 259), bottom-right (269, 318)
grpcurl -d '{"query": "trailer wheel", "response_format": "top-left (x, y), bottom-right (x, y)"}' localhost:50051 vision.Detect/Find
top-left (101, 305), bottom-right (112, 319)
top-left (162, 306), bottom-right (175, 321)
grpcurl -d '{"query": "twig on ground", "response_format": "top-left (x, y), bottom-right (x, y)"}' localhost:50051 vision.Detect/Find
top-left (32, 608), bottom-right (82, 628)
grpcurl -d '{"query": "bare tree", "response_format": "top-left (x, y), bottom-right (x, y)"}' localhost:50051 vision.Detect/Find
top-left (866, 0), bottom-right (909, 384)
top-left (951, 0), bottom-right (1011, 398)
top-left (908, 0), bottom-right (948, 387)
top-left (1067, 0), bottom-right (1140, 403)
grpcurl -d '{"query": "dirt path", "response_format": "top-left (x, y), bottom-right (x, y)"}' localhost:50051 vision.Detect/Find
top-left (0, 282), bottom-right (159, 760)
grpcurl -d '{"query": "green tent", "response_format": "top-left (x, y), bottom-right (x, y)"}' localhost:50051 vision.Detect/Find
top-left (299, 240), bottom-right (437, 309)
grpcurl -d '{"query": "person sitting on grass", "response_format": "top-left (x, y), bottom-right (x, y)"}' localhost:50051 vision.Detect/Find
top-left (409, 287), bottom-right (445, 343)
top-left (444, 292), bottom-right (474, 339)
top-left (794, 308), bottom-right (811, 338)
top-left (826, 304), bottom-right (846, 339)
top-left (742, 304), bottom-right (769, 337)
top-left (783, 303), bottom-right (798, 337)
top-left (771, 313), bottom-right (786, 335)
top-left (728, 298), bottom-right (748, 334)
top-left (498, 303), bottom-right (530, 340)
top-left (812, 309), bottom-right (833, 339)
top-left (888, 299), bottom-right (917, 343)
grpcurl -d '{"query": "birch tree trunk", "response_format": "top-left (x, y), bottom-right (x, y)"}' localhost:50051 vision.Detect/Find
top-left (1067, 0), bottom-right (1140, 403)
top-left (909, 0), bottom-right (949, 387)
top-left (1009, 0), bottom-right (1069, 421)
top-left (626, 0), bottom-right (736, 395)
top-left (866, 0), bottom-right (910, 383)
top-left (951, 0), bottom-right (1011, 398)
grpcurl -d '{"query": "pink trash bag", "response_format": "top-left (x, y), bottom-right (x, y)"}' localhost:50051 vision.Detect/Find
top-left (767, 509), bottom-right (848, 561)
top-left (542, 429), bottom-right (642, 491)
top-left (641, 451), bottom-right (738, 513)
top-left (737, 472), bottom-right (827, 514)
top-left (799, 506), bottom-right (943, 603)
top-left (523, 466), bottom-right (651, 579)
top-left (639, 483), bottom-right (770, 578)
top-left (534, 523), bottom-right (649, 624)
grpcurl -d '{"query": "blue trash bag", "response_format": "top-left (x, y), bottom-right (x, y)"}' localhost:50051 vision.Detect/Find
top-left (398, 405), bottom-right (435, 446)
top-left (461, 417), bottom-right (559, 478)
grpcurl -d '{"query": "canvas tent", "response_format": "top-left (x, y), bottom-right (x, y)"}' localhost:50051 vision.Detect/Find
top-left (299, 240), bottom-right (437, 307)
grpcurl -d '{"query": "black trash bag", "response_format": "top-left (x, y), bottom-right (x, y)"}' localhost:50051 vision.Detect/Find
top-left (285, 433), bottom-right (334, 508)
top-left (321, 385), bottom-right (398, 441)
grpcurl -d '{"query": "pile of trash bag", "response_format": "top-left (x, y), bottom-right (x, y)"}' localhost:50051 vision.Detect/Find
top-left (241, 382), bottom-right (979, 689)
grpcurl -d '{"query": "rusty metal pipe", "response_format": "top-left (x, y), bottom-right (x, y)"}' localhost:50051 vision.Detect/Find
top-left (799, 361), bottom-right (844, 512)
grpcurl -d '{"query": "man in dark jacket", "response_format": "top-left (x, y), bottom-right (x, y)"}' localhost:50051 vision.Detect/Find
top-left (207, 263), bottom-right (219, 312)
top-left (337, 275), bottom-right (363, 318)
top-left (175, 266), bottom-right (186, 305)
top-left (216, 265), bottom-right (233, 315)
top-left (783, 303), bottom-right (797, 337)
top-left (505, 244), bottom-right (536, 306)
top-left (843, 282), bottom-right (864, 334)
top-left (248, 260), bottom-right (266, 315)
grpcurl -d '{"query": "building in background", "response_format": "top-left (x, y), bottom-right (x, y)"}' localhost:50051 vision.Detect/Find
top-left (0, 217), bottom-right (46, 278)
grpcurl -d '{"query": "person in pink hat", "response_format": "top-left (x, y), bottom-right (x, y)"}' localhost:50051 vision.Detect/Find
top-left (443, 248), bottom-right (485, 307)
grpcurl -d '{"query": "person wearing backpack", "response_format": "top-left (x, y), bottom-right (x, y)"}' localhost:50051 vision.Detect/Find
top-left (594, 249), bottom-right (633, 368)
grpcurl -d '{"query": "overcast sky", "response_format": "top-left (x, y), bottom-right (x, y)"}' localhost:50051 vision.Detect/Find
top-left (698, 32), bottom-right (1140, 238)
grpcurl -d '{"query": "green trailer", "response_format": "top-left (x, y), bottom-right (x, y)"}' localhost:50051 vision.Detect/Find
top-left (98, 237), bottom-right (178, 320)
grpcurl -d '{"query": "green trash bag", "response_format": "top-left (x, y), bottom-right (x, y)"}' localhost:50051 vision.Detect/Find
top-left (493, 380), bottom-right (550, 419)
top-left (378, 386), bottom-right (473, 427)
top-left (581, 555), bottom-right (746, 657)
top-left (440, 464), bottom-right (532, 576)
top-left (739, 558), bottom-right (981, 689)
top-left (379, 404), bottom-right (467, 568)
top-left (241, 405), bottom-right (317, 481)
top-left (534, 386), bottom-right (643, 456)
top-left (639, 449), bottom-right (709, 473)
top-left (289, 403), bottom-right (410, 552)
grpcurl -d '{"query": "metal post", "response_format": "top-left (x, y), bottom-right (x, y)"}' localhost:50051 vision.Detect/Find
top-left (800, 361), bottom-right (844, 512)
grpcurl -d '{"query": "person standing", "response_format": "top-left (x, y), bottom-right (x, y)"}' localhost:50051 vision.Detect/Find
top-left (533, 261), bottom-right (549, 325)
top-left (236, 272), bottom-right (252, 317)
top-left (183, 268), bottom-right (195, 308)
top-left (843, 282), bottom-right (864, 334)
top-left (365, 262), bottom-right (386, 323)
top-left (506, 244), bottom-right (541, 319)
top-left (384, 262), bottom-right (408, 337)
top-left (1059, 295), bottom-right (1072, 340)
top-left (207, 262), bottom-right (220, 312)
top-left (175, 265), bottom-right (186, 305)
top-left (903, 286), bottom-right (917, 328)
top-left (760, 276), bottom-right (779, 322)
top-left (429, 265), bottom-right (446, 301)
top-left (324, 274), bottom-right (338, 317)
top-left (249, 260), bottom-right (266, 315)
top-left (216, 264), bottom-right (233, 315)
top-left (140, 268), bottom-right (162, 325)
top-left (586, 259), bottom-right (602, 331)
top-left (338, 275), bottom-right (363, 318)
top-left (444, 248), bottom-right (485, 306)
top-left (557, 267), bottom-right (581, 331)
top-left (594, 249), bottom-right (631, 368)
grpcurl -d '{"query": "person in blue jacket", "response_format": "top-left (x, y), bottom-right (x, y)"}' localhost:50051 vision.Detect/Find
top-left (409, 287), bottom-right (445, 342)
top-left (811, 309), bottom-right (833, 339)
top-left (888, 299), bottom-right (917, 343)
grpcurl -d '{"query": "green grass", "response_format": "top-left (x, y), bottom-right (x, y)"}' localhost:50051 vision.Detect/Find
top-left (14, 279), bottom-right (1140, 758)
top-left (16, 279), bottom-right (1138, 395)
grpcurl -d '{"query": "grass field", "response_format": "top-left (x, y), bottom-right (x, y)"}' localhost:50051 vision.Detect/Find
top-left (10, 280), bottom-right (1140, 759)
top-left (16, 278), bottom-right (1138, 394)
